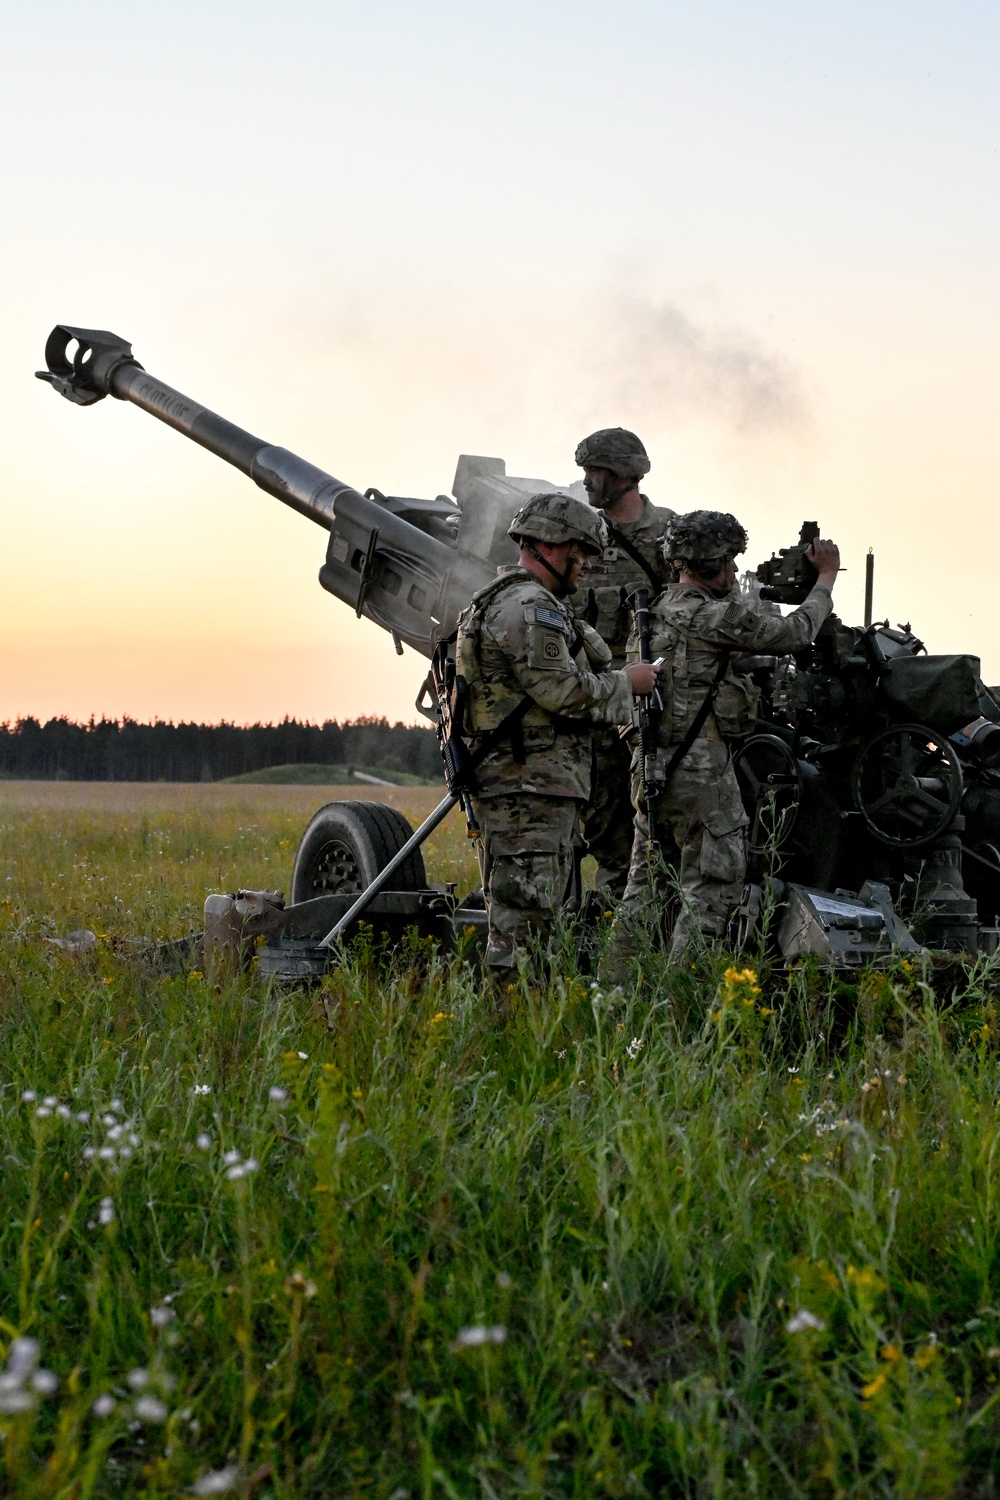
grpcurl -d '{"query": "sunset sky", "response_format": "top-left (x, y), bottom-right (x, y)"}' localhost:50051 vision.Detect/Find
top-left (2, 0), bottom-right (999, 726)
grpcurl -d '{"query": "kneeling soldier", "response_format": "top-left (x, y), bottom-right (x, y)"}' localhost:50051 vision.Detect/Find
top-left (456, 492), bottom-right (660, 971)
top-left (616, 510), bottom-right (840, 959)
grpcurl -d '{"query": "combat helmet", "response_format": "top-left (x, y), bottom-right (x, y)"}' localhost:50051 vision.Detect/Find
top-left (663, 510), bottom-right (748, 572)
top-left (508, 492), bottom-right (606, 554)
top-left (574, 427), bottom-right (651, 480)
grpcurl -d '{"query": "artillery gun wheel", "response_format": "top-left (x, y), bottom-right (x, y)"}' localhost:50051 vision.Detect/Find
top-left (851, 723), bottom-right (963, 849)
top-left (291, 801), bottom-right (426, 903)
top-left (733, 735), bottom-right (803, 854)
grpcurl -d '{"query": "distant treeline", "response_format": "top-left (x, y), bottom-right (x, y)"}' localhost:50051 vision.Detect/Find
top-left (0, 716), bottom-right (440, 783)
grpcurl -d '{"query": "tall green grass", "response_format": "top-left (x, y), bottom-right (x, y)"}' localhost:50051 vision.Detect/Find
top-left (2, 793), bottom-right (1000, 1495)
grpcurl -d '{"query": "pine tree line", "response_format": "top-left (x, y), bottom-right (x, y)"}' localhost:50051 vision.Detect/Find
top-left (0, 716), bottom-right (440, 783)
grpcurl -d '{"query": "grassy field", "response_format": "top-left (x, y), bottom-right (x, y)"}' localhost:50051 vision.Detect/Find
top-left (3, 782), bottom-right (1000, 1496)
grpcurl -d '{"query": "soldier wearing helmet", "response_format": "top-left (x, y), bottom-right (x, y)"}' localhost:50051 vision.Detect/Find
top-left (571, 428), bottom-right (677, 897)
top-left (455, 492), bottom-right (660, 970)
top-left (611, 510), bottom-right (841, 963)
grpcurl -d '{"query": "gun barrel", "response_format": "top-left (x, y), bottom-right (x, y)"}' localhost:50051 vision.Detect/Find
top-left (37, 323), bottom-right (499, 658)
top-left (36, 324), bottom-right (357, 531)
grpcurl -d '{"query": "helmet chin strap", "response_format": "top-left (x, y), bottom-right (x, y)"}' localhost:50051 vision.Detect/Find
top-left (525, 541), bottom-right (574, 595)
top-left (600, 474), bottom-right (639, 509)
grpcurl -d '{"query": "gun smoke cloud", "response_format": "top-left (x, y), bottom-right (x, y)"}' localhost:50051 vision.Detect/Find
top-left (592, 296), bottom-right (810, 435)
top-left (298, 283), bottom-right (811, 452)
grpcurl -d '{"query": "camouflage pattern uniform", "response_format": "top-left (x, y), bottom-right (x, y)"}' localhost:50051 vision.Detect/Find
top-left (618, 517), bottom-right (833, 957)
top-left (573, 495), bottom-right (676, 894)
top-left (571, 427), bottom-right (676, 897)
top-left (457, 509), bottom-right (634, 968)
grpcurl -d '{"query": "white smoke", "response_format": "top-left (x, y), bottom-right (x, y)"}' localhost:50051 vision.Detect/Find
top-left (591, 296), bottom-right (810, 434)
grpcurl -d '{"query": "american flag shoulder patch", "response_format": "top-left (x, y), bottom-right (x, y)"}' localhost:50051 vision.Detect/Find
top-left (722, 599), bottom-right (752, 629)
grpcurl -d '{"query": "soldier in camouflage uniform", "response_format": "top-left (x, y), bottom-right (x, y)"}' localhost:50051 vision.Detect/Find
top-left (572, 428), bottom-right (676, 896)
top-left (615, 511), bottom-right (841, 959)
top-left (456, 492), bottom-right (660, 970)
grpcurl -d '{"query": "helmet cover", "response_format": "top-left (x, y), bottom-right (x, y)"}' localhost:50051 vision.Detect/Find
top-left (662, 510), bottom-right (748, 568)
top-left (508, 492), bottom-right (606, 554)
top-left (573, 427), bottom-right (651, 480)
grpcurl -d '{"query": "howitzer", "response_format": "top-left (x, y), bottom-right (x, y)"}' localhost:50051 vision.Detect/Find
top-left (730, 521), bottom-right (1000, 962)
top-left (36, 323), bottom-right (591, 978)
top-left (36, 325), bottom-right (584, 656)
top-left (39, 327), bottom-right (1000, 971)
top-left (755, 520), bottom-right (820, 605)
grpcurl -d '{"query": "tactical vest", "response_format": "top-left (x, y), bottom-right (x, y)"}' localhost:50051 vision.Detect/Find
top-left (644, 590), bottom-right (759, 744)
top-left (574, 504), bottom-right (674, 658)
top-left (457, 571), bottom-right (610, 736)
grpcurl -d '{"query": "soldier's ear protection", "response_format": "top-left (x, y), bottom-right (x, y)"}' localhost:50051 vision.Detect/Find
top-left (689, 555), bottom-right (727, 580)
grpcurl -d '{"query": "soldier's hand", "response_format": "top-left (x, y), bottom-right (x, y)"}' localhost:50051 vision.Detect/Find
top-left (626, 662), bottom-right (660, 695)
top-left (806, 539), bottom-right (840, 588)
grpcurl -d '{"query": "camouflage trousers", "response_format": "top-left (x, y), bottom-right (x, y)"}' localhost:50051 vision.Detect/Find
top-left (474, 794), bottom-right (583, 970)
top-left (615, 737), bottom-right (748, 960)
top-left (581, 726), bottom-right (636, 899)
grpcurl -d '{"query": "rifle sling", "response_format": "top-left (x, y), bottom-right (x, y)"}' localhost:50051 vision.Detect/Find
top-left (603, 520), bottom-right (661, 590)
top-left (657, 655), bottom-right (730, 790)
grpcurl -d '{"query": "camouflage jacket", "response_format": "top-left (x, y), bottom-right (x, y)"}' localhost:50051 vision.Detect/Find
top-left (633, 580), bottom-right (833, 745)
top-left (572, 496), bottom-right (677, 665)
top-left (457, 567), bottom-right (634, 800)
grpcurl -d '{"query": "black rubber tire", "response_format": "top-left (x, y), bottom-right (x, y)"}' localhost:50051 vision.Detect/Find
top-left (290, 800), bottom-right (426, 903)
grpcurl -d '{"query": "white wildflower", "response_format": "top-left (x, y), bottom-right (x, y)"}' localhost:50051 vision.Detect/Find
top-left (36, 1107), bottom-right (52, 1119)
top-left (0, 1389), bottom-right (36, 1414)
top-left (126, 1368), bottom-right (150, 1389)
top-left (196, 1133), bottom-right (212, 1150)
top-left (192, 1084), bottom-right (211, 1096)
top-left (92, 1393), bottom-right (116, 1417)
top-left (97, 1197), bottom-right (115, 1226)
top-left (226, 1157), bottom-right (258, 1180)
top-left (0, 1338), bottom-right (48, 1413)
top-left (56, 1105), bottom-right (72, 1120)
top-left (451, 1324), bottom-right (506, 1350)
top-left (268, 1087), bottom-right (288, 1104)
top-left (626, 1037), bottom-right (643, 1060)
top-left (118, 1146), bottom-right (133, 1159)
top-left (134, 1395), bottom-right (168, 1423)
top-left (222, 1150), bottom-right (241, 1167)
top-left (82, 1146), bottom-right (96, 1160)
top-left (98, 1146), bottom-right (116, 1161)
top-left (76, 1111), bottom-right (91, 1123)
top-left (192, 1465), bottom-right (242, 1496)
top-left (21, 1090), bottom-right (37, 1103)
top-left (786, 1308), bottom-right (825, 1334)
top-left (110, 1099), bottom-right (123, 1112)
top-left (150, 1305), bottom-right (174, 1328)
top-left (43, 1096), bottom-right (57, 1108)
top-left (8, 1339), bottom-right (40, 1380)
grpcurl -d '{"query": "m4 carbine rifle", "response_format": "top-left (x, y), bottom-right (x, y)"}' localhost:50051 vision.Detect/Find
top-left (629, 587), bottom-right (663, 856)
